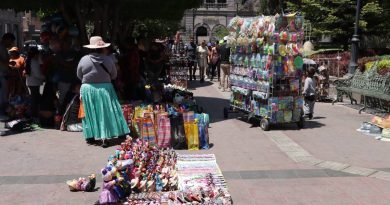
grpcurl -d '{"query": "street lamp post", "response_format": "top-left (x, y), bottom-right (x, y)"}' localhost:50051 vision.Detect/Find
top-left (336, 52), bottom-right (342, 78)
top-left (348, 0), bottom-right (361, 75)
top-left (193, 8), bottom-right (196, 40)
top-left (235, 0), bottom-right (239, 16)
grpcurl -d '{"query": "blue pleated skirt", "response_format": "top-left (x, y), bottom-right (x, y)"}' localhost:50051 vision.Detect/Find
top-left (80, 83), bottom-right (130, 139)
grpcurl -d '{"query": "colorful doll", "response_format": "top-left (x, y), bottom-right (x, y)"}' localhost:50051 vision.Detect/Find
top-left (66, 174), bottom-right (96, 192)
top-left (99, 168), bottom-right (123, 204)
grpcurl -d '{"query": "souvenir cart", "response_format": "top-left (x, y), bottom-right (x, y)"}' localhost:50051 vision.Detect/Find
top-left (169, 55), bottom-right (189, 89)
top-left (224, 14), bottom-right (305, 131)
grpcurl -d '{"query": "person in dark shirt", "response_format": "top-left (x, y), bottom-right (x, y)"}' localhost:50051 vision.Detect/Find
top-left (218, 37), bottom-right (231, 91)
top-left (185, 37), bottom-right (197, 81)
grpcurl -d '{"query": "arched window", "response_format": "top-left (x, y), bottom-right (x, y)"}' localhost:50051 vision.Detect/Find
top-left (196, 26), bottom-right (208, 37)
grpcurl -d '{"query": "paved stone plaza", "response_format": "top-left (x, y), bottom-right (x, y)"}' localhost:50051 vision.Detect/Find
top-left (1, 81), bottom-right (390, 205)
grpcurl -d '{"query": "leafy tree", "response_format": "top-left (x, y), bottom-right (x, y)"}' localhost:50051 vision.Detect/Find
top-left (258, 0), bottom-right (283, 15)
top-left (213, 26), bottom-right (229, 40)
top-left (286, 0), bottom-right (389, 50)
top-left (0, 0), bottom-right (201, 45)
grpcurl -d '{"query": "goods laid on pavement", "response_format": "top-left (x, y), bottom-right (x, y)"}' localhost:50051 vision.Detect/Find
top-left (224, 14), bottom-right (305, 131)
top-left (66, 174), bottom-right (96, 192)
top-left (122, 102), bottom-right (210, 151)
top-left (96, 137), bottom-right (232, 205)
top-left (357, 115), bottom-right (390, 141)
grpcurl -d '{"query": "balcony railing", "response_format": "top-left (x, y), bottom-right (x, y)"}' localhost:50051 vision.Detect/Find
top-left (202, 3), bottom-right (228, 9)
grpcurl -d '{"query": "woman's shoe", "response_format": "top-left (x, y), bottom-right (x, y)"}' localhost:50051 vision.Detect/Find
top-left (86, 138), bottom-right (96, 145)
top-left (101, 139), bottom-right (109, 148)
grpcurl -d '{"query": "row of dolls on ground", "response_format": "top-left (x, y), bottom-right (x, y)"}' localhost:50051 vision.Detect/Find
top-left (67, 137), bottom-right (180, 204)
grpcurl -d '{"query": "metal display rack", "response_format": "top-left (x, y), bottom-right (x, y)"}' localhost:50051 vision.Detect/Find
top-left (169, 55), bottom-right (189, 89)
top-left (223, 15), bottom-right (305, 131)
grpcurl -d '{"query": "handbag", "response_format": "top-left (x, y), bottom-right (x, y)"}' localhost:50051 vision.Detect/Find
top-left (198, 122), bottom-right (209, 150)
top-left (141, 117), bottom-right (157, 145)
top-left (78, 99), bottom-right (85, 119)
top-left (184, 121), bottom-right (199, 151)
top-left (157, 115), bottom-right (171, 148)
top-left (183, 111), bottom-right (195, 123)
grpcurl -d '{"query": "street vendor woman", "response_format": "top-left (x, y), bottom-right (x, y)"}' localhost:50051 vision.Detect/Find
top-left (77, 36), bottom-right (130, 147)
top-left (303, 67), bottom-right (317, 120)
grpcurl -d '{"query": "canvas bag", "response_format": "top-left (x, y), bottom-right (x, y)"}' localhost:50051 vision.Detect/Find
top-left (141, 117), bottom-right (157, 145)
top-left (170, 113), bottom-right (186, 149)
top-left (184, 121), bottom-right (199, 151)
top-left (183, 111), bottom-right (195, 123)
top-left (198, 122), bottom-right (209, 150)
top-left (195, 113), bottom-right (209, 127)
top-left (157, 114), bottom-right (171, 148)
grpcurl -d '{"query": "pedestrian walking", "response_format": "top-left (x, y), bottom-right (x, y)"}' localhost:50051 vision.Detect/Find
top-left (218, 37), bottom-right (230, 91)
top-left (216, 40), bottom-right (222, 83)
top-left (77, 36), bottom-right (130, 147)
top-left (196, 40), bottom-right (208, 83)
top-left (185, 37), bottom-right (197, 81)
top-left (209, 43), bottom-right (219, 81)
top-left (206, 42), bottom-right (213, 79)
top-left (303, 67), bottom-right (317, 119)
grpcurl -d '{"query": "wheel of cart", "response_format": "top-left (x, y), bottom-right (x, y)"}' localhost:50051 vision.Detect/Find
top-left (260, 117), bottom-right (270, 131)
top-left (297, 116), bottom-right (305, 129)
top-left (223, 107), bottom-right (229, 119)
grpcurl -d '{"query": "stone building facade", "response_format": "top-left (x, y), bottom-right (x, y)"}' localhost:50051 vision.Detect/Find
top-left (182, 0), bottom-right (236, 43)
top-left (0, 9), bottom-right (23, 47)
top-left (181, 0), bottom-right (256, 44)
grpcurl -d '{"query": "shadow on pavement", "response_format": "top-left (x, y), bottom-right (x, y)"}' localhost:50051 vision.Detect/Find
top-left (271, 119), bottom-right (326, 130)
top-left (193, 96), bottom-right (230, 124)
top-left (312, 116), bottom-right (326, 119)
top-left (188, 80), bottom-right (213, 90)
top-left (234, 115), bottom-right (326, 131)
top-left (87, 137), bottom-right (126, 148)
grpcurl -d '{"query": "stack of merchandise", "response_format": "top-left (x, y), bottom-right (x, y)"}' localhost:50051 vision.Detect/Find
top-left (169, 56), bottom-right (190, 89)
top-left (163, 84), bottom-right (195, 106)
top-left (176, 154), bottom-right (232, 204)
top-left (226, 14), bottom-right (305, 125)
top-left (269, 96), bottom-right (303, 123)
top-left (124, 153), bottom-right (232, 205)
top-left (122, 104), bottom-right (210, 151)
top-left (97, 137), bottom-right (179, 205)
top-left (95, 137), bottom-right (232, 205)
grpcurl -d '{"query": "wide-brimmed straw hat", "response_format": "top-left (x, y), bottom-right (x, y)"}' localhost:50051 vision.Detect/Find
top-left (83, 36), bottom-right (110, 49)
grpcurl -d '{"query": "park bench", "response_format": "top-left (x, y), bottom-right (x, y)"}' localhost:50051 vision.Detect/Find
top-left (333, 62), bottom-right (390, 113)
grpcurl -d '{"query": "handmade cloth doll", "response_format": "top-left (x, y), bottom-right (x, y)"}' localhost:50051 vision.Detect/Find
top-left (66, 174), bottom-right (96, 192)
top-left (99, 168), bottom-right (123, 204)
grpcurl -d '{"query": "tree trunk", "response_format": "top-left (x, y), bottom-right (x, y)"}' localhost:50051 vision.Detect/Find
top-left (101, 1), bottom-right (110, 40)
top-left (59, 0), bottom-right (72, 26)
top-left (92, 3), bottom-right (103, 36)
top-left (75, 0), bottom-right (89, 44)
top-left (111, 3), bottom-right (121, 45)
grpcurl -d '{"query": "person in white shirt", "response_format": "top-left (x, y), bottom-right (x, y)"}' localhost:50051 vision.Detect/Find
top-left (196, 40), bottom-right (208, 83)
top-left (303, 67), bottom-right (317, 119)
top-left (25, 47), bottom-right (44, 121)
